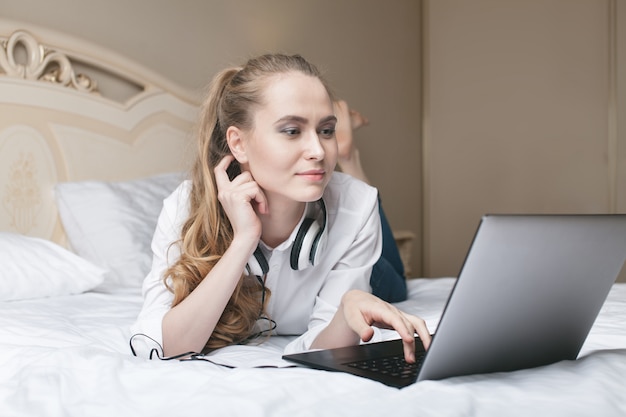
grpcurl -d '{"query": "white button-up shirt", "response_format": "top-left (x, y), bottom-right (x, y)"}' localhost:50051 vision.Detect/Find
top-left (131, 172), bottom-right (382, 356)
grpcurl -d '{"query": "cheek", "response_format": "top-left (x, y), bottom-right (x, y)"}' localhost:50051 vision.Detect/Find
top-left (248, 147), bottom-right (291, 177)
top-left (324, 141), bottom-right (338, 166)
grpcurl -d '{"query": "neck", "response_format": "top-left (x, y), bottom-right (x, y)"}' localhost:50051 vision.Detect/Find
top-left (259, 198), bottom-right (306, 248)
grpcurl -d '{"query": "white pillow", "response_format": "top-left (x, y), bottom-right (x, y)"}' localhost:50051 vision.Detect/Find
top-left (0, 232), bottom-right (106, 301)
top-left (54, 172), bottom-right (184, 290)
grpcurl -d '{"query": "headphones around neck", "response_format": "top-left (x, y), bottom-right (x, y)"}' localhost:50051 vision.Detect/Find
top-left (245, 199), bottom-right (327, 277)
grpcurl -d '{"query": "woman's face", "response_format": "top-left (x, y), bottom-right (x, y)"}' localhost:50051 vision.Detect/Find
top-left (234, 72), bottom-right (337, 206)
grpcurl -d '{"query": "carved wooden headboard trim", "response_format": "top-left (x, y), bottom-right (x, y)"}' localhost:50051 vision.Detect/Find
top-left (0, 19), bottom-right (200, 244)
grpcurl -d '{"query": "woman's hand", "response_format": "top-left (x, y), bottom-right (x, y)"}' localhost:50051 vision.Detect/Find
top-left (214, 155), bottom-right (268, 244)
top-left (161, 155), bottom-right (268, 356)
top-left (314, 290), bottom-right (431, 362)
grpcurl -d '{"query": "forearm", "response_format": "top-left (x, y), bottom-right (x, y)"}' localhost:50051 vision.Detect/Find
top-left (161, 238), bottom-right (255, 356)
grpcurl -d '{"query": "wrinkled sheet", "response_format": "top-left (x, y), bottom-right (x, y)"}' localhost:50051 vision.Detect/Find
top-left (1, 278), bottom-right (625, 417)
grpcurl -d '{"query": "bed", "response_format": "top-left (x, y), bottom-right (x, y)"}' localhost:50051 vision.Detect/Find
top-left (1, 19), bottom-right (625, 417)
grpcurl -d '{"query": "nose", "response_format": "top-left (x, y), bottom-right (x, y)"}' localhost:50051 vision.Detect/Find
top-left (304, 130), bottom-right (325, 160)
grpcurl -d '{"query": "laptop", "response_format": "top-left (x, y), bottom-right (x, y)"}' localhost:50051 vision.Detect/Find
top-left (282, 215), bottom-right (626, 388)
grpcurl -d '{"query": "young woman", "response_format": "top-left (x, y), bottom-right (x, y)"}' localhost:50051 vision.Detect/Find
top-left (131, 54), bottom-right (430, 363)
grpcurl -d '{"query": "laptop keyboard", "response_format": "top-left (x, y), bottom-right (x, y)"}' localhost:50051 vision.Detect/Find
top-left (345, 352), bottom-right (425, 380)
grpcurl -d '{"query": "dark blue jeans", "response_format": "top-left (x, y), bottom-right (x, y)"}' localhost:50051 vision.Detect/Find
top-left (370, 197), bottom-right (408, 303)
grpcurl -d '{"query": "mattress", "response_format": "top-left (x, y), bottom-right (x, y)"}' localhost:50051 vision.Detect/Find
top-left (1, 278), bottom-right (624, 417)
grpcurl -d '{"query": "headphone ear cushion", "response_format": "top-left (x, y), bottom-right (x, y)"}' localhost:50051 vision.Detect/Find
top-left (290, 199), bottom-right (327, 271)
top-left (290, 218), bottom-right (316, 270)
top-left (246, 246), bottom-right (269, 277)
top-left (309, 223), bottom-right (327, 266)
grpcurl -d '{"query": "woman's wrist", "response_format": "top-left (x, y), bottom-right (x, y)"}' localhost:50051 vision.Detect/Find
top-left (311, 292), bottom-right (363, 350)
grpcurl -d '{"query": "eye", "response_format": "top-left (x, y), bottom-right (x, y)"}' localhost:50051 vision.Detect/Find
top-left (281, 127), bottom-right (300, 137)
top-left (318, 126), bottom-right (336, 139)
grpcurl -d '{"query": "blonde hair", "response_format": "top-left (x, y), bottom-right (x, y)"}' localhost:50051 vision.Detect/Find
top-left (165, 54), bottom-right (332, 351)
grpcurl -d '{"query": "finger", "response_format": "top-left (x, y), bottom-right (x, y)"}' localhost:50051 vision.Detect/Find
top-left (232, 169), bottom-right (268, 215)
top-left (365, 306), bottom-right (418, 363)
top-left (402, 336), bottom-right (417, 363)
top-left (229, 170), bottom-right (254, 186)
top-left (223, 178), bottom-right (264, 210)
top-left (358, 326), bottom-right (375, 343)
top-left (341, 296), bottom-right (377, 342)
top-left (387, 312), bottom-right (418, 363)
top-left (216, 154), bottom-right (235, 172)
top-left (372, 307), bottom-right (421, 363)
top-left (406, 315), bottom-right (431, 351)
top-left (214, 155), bottom-right (236, 187)
top-left (251, 186), bottom-right (269, 215)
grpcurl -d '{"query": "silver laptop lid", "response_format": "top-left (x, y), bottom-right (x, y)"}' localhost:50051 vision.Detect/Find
top-left (418, 214), bottom-right (626, 381)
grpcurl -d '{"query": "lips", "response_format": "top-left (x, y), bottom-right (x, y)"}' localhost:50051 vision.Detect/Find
top-left (297, 169), bottom-right (326, 181)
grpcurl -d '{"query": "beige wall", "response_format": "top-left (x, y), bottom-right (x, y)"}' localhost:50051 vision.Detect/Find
top-left (1, 0), bottom-right (424, 275)
top-left (424, 0), bottom-right (626, 282)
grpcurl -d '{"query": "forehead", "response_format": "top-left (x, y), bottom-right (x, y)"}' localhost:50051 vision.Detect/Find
top-left (256, 72), bottom-right (333, 120)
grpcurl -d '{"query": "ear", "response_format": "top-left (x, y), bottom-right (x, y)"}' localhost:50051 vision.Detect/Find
top-left (226, 126), bottom-right (248, 164)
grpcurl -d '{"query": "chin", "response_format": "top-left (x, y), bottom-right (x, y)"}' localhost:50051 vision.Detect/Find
top-left (296, 188), bottom-right (326, 203)
top-left (273, 180), bottom-right (328, 203)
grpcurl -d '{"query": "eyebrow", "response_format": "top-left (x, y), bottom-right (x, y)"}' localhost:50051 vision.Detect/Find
top-left (274, 114), bottom-right (337, 126)
top-left (321, 115), bottom-right (338, 124)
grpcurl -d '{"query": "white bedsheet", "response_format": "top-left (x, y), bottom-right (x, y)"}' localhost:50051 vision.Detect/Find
top-left (1, 278), bottom-right (625, 417)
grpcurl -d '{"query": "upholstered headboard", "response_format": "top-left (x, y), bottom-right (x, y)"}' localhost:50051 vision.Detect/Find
top-left (0, 19), bottom-right (199, 245)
